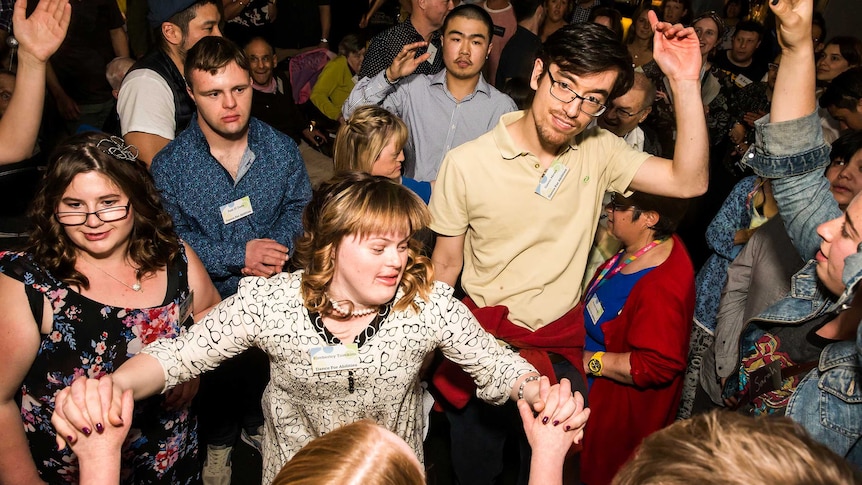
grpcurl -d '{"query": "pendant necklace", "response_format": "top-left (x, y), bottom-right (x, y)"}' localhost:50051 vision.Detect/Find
top-left (81, 258), bottom-right (143, 292)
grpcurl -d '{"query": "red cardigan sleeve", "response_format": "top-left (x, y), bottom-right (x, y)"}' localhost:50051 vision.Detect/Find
top-left (602, 235), bottom-right (696, 389)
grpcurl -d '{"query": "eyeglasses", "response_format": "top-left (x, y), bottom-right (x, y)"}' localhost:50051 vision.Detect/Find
top-left (768, 62), bottom-right (780, 71)
top-left (55, 204), bottom-right (131, 226)
top-left (608, 193), bottom-right (636, 211)
top-left (606, 105), bottom-right (647, 119)
top-left (547, 70), bottom-right (607, 117)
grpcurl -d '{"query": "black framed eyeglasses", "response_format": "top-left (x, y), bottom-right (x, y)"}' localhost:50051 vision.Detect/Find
top-left (55, 204), bottom-right (131, 226)
top-left (608, 193), bottom-right (636, 212)
top-left (547, 70), bottom-right (607, 117)
top-left (607, 105), bottom-right (648, 119)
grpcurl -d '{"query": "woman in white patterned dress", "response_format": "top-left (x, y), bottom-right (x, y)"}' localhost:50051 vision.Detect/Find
top-left (52, 172), bottom-right (590, 484)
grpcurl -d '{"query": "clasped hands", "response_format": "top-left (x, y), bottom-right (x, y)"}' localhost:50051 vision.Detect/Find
top-left (520, 376), bottom-right (590, 447)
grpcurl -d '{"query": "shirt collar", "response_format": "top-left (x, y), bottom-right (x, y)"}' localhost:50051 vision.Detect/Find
top-left (494, 111), bottom-right (579, 160)
top-left (430, 70), bottom-right (493, 98)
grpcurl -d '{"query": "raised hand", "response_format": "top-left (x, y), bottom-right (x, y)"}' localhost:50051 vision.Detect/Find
top-left (13, 0), bottom-right (71, 64)
top-left (649, 10), bottom-right (702, 82)
top-left (770, 0), bottom-right (813, 52)
top-left (385, 41), bottom-right (432, 82)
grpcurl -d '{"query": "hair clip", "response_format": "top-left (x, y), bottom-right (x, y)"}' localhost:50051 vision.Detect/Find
top-left (97, 136), bottom-right (139, 162)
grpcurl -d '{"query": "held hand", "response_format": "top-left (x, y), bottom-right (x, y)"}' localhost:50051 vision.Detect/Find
top-left (52, 376), bottom-right (125, 451)
top-left (162, 377), bottom-right (199, 411)
top-left (742, 110), bottom-right (767, 127)
top-left (385, 41), bottom-right (431, 82)
top-left (64, 389), bottom-right (133, 461)
top-left (770, 0), bottom-right (813, 52)
top-left (13, 0), bottom-right (71, 64)
top-left (649, 10), bottom-right (702, 82)
top-left (245, 238), bottom-right (289, 277)
top-left (520, 378), bottom-right (590, 446)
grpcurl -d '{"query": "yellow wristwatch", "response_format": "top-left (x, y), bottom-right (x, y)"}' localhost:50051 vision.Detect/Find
top-left (588, 351), bottom-right (605, 377)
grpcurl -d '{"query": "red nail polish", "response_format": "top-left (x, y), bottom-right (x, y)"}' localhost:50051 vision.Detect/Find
top-left (67, 435), bottom-right (75, 443)
top-left (565, 425), bottom-right (571, 431)
top-left (96, 423), bottom-right (104, 433)
top-left (82, 427), bottom-right (91, 436)
top-left (541, 416), bottom-right (549, 425)
top-left (553, 420), bottom-right (560, 427)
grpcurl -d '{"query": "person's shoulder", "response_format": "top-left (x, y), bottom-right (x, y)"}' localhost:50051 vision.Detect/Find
top-left (237, 270), bottom-right (303, 298)
top-left (250, 118), bottom-right (299, 154)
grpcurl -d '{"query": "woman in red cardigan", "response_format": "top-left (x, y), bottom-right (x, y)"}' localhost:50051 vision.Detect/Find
top-left (580, 191), bottom-right (695, 485)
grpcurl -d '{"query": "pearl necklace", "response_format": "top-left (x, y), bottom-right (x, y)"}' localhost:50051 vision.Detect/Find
top-left (81, 258), bottom-right (142, 292)
top-left (326, 294), bottom-right (379, 318)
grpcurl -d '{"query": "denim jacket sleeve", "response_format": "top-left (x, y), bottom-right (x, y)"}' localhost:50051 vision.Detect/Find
top-left (742, 111), bottom-right (836, 261)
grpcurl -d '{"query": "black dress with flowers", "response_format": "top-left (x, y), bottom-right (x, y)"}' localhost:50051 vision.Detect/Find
top-left (0, 248), bottom-right (200, 485)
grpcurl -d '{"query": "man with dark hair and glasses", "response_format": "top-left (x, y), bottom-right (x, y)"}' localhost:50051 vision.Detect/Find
top-left (429, 18), bottom-right (707, 484)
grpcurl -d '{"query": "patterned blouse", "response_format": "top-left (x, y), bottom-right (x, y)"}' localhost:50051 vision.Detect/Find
top-left (141, 271), bottom-right (535, 484)
top-left (0, 248), bottom-right (199, 484)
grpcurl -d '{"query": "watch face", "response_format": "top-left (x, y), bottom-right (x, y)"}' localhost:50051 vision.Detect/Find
top-left (589, 358), bottom-right (601, 374)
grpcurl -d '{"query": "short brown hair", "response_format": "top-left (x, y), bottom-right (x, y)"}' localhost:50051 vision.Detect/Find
top-left (184, 36), bottom-right (250, 89)
top-left (293, 172), bottom-right (433, 317)
top-left (613, 411), bottom-right (862, 485)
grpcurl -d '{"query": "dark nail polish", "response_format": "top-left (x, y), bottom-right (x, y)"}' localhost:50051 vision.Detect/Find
top-left (565, 425), bottom-right (572, 431)
top-left (541, 416), bottom-right (549, 425)
top-left (67, 435), bottom-right (75, 443)
top-left (96, 423), bottom-right (104, 433)
top-left (553, 420), bottom-right (560, 427)
top-left (82, 427), bottom-right (91, 436)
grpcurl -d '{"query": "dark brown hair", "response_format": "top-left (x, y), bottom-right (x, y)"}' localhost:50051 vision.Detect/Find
top-left (184, 36), bottom-right (250, 89)
top-left (26, 132), bottom-right (180, 289)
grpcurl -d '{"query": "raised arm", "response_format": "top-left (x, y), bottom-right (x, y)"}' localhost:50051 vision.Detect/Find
top-left (628, 11), bottom-right (708, 198)
top-left (341, 41), bottom-right (429, 119)
top-left (0, 0), bottom-right (70, 165)
top-left (740, 0), bottom-right (835, 260)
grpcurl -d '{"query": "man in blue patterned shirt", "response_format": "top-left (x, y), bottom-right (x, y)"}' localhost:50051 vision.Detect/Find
top-left (151, 36), bottom-right (311, 485)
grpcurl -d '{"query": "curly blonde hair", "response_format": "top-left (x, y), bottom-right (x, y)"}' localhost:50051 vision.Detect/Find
top-left (333, 106), bottom-right (408, 175)
top-left (293, 172), bottom-right (433, 317)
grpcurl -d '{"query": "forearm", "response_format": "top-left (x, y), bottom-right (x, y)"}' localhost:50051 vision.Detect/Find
top-left (584, 350), bottom-right (633, 384)
top-left (430, 251), bottom-right (462, 287)
top-left (528, 452), bottom-right (565, 485)
top-left (0, 401), bottom-right (45, 484)
top-left (112, 353), bottom-right (167, 400)
top-left (669, 77), bottom-right (709, 195)
top-left (0, 54), bottom-right (45, 164)
top-left (771, 47), bottom-right (815, 124)
top-left (109, 28), bottom-right (129, 58)
top-left (342, 70), bottom-right (397, 118)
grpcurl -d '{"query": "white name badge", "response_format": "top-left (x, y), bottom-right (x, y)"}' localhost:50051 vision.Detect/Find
top-left (586, 294), bottom-right (604, 323)
top-left (310, 344), bottom-right (360, 373)
top-left (735, 74), bottom-right (754, 88)
top-left (425, 43), bottom-right (438, 65)
top-left (220, 196), bottom-right (254, 224)
top-left (535, 162), bottom-right (569, 200)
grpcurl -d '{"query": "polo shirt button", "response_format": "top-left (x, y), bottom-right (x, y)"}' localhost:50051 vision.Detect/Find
top-left (534, 163), bottom-right (539, 169)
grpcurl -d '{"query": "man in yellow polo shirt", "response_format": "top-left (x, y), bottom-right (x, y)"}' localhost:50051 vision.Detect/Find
top-left (429, 18), bottom-right (707, 484)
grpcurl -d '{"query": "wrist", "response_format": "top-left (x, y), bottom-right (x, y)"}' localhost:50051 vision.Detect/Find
top-left (517, 374), bottom-right (541, 402)
top-left (384, 68), bottom-right (399, 85)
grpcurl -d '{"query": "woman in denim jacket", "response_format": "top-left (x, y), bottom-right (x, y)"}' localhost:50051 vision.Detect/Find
top-left (726, 0), bottom-right (862, 460)
top-left (732, 0), bottom-right (862, 420)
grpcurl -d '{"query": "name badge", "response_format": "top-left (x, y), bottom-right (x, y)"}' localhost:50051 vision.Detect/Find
top-left (748, 360), bottom-right (783, 398)
top-left (535, 162), bottom-right (569, 200)
top-left (310, 344), bottom-right (360, 373)
top-left (178, 290), bottom-right (195, 327)
top-left (426, 43), bottom-right (438, 65)
top-left (586, 294), bottom-right (604, 323)
top-left (220, 196), bottom-right (254, 224)
top-left (735, 74), bottom-right (754, 88)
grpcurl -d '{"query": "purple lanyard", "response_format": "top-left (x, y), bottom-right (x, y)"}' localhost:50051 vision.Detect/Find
top-left (585, 238), bottom-right (666, 299)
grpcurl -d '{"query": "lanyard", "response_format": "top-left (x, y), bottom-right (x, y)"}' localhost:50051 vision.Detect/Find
top-left (585, 238), bottom-right (667, 299)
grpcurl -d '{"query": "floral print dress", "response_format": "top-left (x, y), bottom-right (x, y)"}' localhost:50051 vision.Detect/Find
top-left (0, 248), bottom-right (199, 485)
